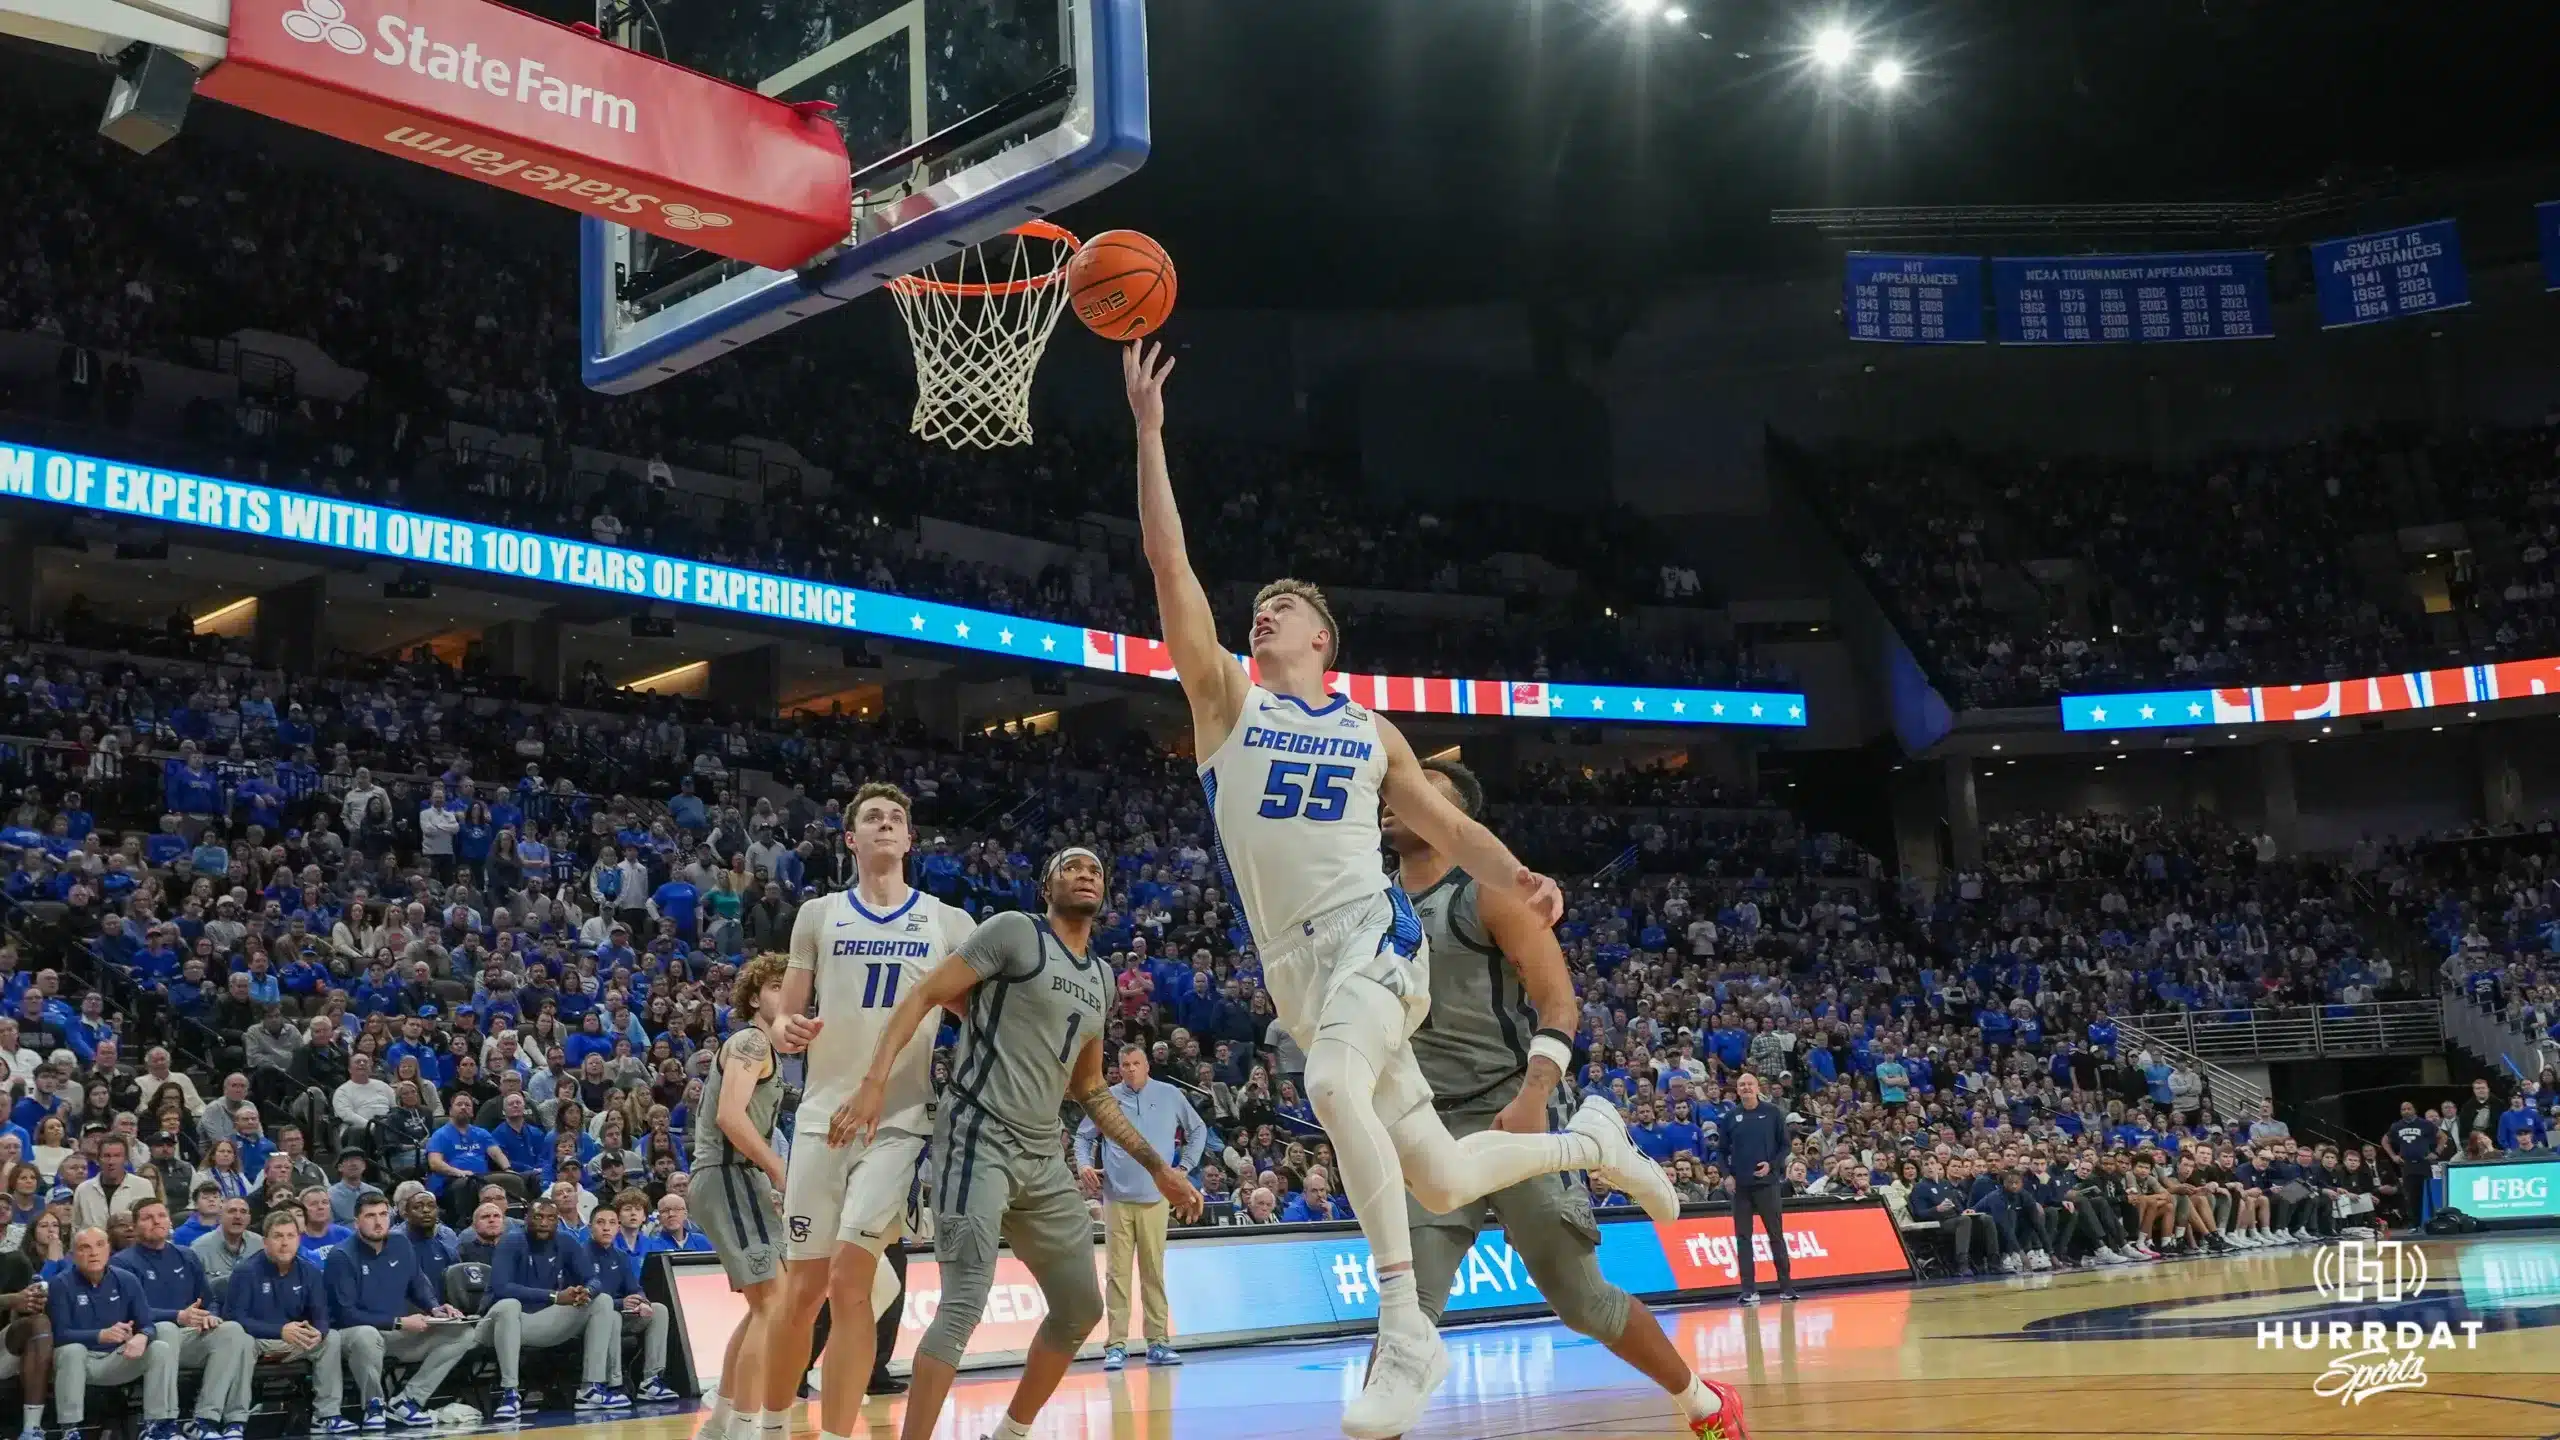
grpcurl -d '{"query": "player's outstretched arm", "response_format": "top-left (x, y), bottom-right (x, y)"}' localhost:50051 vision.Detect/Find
top-left (1474, 882), bottom-right (1579, 1134)
top-left (1125, 341), bottom-right (1248, 749)
top-left (1070, 1036), bottom-right (1203, 1222)
top-left (773, 909), bottom-right (823, 1052)
top-left (1376, 715), bottom-right (1562, 925)
top-left (832, 952), bottom-right (981, 1146)
top-left (717, 1028), bottom-right (788, 1188)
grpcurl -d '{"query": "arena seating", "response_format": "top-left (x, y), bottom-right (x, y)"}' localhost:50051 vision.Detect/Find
top-left (0, 607), bottom-right (2512, 1299)
top-left (1795, 423), bottom-right (2560, 709)
top-left (0, 94), bottom-right (1781, 692)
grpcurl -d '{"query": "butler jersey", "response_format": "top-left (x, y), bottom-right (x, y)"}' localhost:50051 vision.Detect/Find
top-left (1199, 685), bottom-right (1392, 946)
top-left (788, 886), bottom-right (978, 1137)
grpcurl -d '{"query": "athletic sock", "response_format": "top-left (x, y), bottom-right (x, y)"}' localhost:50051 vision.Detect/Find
top-left (758, 1413), bottom-right (788, 1440)
top-left (1376, 1269), bottom-right (1423, 1332)
top-left (991, 1417), bottom-right (1033, 1440)
top-left (1673, 1377), bottom-right (1721, 1422)
top-left (21, 1406), bottom-right (40, 1433)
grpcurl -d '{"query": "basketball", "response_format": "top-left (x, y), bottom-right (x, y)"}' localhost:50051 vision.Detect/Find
top-left (1066, 230), bottom-right (1178, 340)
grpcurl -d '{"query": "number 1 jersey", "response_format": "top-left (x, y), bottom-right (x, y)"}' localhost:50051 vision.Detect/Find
top-left (1199, 684), bottom-right (1392, 949)
top-left (788, 887), bottom-right (978, 1139)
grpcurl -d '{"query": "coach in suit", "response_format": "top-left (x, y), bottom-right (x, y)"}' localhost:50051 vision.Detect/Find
top-left (1722, 1072), bottom-right (1796, 1304)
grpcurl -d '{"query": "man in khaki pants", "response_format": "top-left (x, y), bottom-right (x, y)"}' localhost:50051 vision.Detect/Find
top-left (1074, 1044), bottom-right (1206, 1370)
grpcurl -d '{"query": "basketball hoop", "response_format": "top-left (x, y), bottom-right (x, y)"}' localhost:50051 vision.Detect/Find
top-left (885, 221), bottom-right (1081, 450)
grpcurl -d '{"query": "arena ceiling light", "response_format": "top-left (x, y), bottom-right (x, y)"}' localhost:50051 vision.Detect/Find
top-left (1663, 6), bottom-right (1687, 22)
top-left (1810, 23), bottom-right (1855, 70)
top-left (1871, 55), bottom-right (1906, 90)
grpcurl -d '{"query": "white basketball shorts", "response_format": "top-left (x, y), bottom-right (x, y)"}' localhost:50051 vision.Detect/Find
top-left (781, 1126), bottom-right (926, 1261)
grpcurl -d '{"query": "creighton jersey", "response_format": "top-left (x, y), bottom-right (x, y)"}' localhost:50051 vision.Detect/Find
top-left (1407, 868), bottom-right (1537, 1109)
top-left (788, 887), bottom-right (978, 1137)
top-left (692, 1026), bottom-right (783, 1169)
top-left (1200, 685), bottom-right (1392, 946)
top-left (940, 912), bottom-right (1110, 1148)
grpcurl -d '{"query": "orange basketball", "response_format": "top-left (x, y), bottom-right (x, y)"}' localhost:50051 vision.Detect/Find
top-left (1066, 229), bottom-right (1177, 341)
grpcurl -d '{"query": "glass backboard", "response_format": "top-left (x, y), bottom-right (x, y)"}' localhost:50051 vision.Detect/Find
top-left (578, 0), bottom-right (1146, 392)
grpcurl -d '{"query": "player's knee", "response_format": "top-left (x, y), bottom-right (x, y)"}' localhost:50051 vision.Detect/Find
top-left (1036, 1276), bottom-right (1103, 1352)
top-left (1550, 1277), bottom-right (1633, 1344)
top-left (1303, 1041), bottom-right (1369, 1123)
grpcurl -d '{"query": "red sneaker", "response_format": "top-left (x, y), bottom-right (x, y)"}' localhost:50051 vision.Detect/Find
top-left (1689, 1378), bottom-right (1749, 1440)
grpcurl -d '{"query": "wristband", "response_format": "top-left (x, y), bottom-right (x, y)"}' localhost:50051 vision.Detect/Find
top-left (1529, 1028), bottom-right (1573, 1076)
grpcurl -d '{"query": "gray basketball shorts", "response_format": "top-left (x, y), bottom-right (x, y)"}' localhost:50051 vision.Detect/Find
top-left (696, 1162), bottom-right (787, 1290)
top-left (920, 1113), bottom-right (1102, 1365)
top-left (1407, 1096), bottom-right (1630, 1343)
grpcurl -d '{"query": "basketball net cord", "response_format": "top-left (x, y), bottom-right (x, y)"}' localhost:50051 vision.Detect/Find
top-left (885, 221), bottom-right (1080, 450)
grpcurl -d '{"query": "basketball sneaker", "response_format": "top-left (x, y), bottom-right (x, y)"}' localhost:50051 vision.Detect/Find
top-left (1340, 1325), bottom-right (1449, 1440)
top-left (1568, 1096), bottom-right (1679, 1222)
top-left (1689, 1378), bottom-right (1750, 1440)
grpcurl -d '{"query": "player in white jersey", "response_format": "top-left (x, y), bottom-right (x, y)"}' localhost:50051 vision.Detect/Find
top-left (1127, 343), bottom-right (1676, 1440)
top-left (760, 783), bottom-right (976, 1440)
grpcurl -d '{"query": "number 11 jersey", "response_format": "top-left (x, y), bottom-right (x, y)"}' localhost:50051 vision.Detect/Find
top-left (788, 887), bottom-right (978, 1140)
top-left (1199, 683), bottom-right (1391, 949)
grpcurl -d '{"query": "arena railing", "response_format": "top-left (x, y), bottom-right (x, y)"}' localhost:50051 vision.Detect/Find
top-left (2112, 1002), bottom-right (2444, 1065)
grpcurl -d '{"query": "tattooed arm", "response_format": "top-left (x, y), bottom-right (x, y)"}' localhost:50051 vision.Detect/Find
top-left (1070, 1036), bottom-right (1203, 1222)
top-left (716, 1025), bottom-right (787, 1189)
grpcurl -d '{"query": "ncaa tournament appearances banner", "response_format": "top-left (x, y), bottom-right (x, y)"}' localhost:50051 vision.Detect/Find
top-left (0, 439), bottom-right (1808, 731)
top-left (1844, 254), bottom-right (1985, 344)
top-left (2310, 219), bottom-right (2470, 329)
top-left (1991, 253), bottom-right (2273, 344)
top-left (2538, 202), bottom-right (2560, 291)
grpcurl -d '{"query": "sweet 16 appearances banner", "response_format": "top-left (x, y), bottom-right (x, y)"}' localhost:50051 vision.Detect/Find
top-left (2061, 655), bottom-right (2560, 732)
top-left (0, 439), bottom-right (1809, 731)
top-left (665, 1203), bottom-right (1910, 1379)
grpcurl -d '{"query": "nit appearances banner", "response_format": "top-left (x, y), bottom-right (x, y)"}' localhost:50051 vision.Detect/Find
top-left (2539, 201), bottom-right (2560, 291)
top-left (2310, 219), bottom-right (2470, 329)
top-left (1991, 253), bottom-right (2273, 345)
top-left (1844, 254), bottom-right (1985, 344)
top-left (2060, 655), bottom-right (2560, 731)
top-left (0, 439), bottom-right (1807, 730)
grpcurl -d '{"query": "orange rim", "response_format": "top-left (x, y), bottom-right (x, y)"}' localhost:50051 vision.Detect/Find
top-left (887, 220), bottom-right (1082, 297)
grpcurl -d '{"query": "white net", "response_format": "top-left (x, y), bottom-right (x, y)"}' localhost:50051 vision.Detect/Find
top-left (886, 223), bottom-right (1080, 450)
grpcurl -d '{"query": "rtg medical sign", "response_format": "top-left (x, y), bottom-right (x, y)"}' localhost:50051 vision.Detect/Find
top-left (2062, 660), bottom-right (2560, 732)
top-left (0, 439), bottom-right (1809, 731)
top-left (198, 0), bottom-right (849, 268)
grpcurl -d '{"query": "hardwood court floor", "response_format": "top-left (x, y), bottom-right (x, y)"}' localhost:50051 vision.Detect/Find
top-left (592, 1232), bottom-right (2560, 1440)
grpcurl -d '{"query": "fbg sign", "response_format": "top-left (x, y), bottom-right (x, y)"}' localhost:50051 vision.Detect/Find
top-left (2454, 1160), bottom-right (2560, 1223)
top-left (199, 0), bottom-right (850, 268)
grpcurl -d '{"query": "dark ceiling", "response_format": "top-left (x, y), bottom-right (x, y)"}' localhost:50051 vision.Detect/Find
top-left (1078, 0), bottom-right (2560, 306)
top-left (29, 0), bottom-right (2560, 310)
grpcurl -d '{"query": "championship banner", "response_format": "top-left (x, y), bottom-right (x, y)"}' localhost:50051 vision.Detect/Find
top-left (1844, 254), bottom-right (1986, 344)
top-left (200, 0), bottom-right (850, 268)
top-left (662, 1202), bottom-right (1911, 1381)
top-left (2060, 654), bottom-right (2560, 731)
top-left (0, 438), bottom-right (1808, 731)
top-left (1991, 252), bottom-right (2273, 345)
top-left (2309, 219), bottom-right (2470, 330)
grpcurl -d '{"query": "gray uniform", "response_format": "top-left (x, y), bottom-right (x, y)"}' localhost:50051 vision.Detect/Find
top-left (690, 1027), bottom-right (787, 1288)
top-left (1403, 868), bottom-right (1630, 1342)
top-left (918, 911), bottom-right (1108, 1366)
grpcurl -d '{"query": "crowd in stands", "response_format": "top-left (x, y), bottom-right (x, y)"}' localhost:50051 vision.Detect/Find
top-left (1800, 421), bottom-right (2560, 710)
top-left (0, 87), bottom-right (1784, 693)
top-left (0, 586), bottom-right (2511, 1327)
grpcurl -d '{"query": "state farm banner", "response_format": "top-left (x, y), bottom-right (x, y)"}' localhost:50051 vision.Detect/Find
top-left (199, 0), bottom-right (850, 268)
